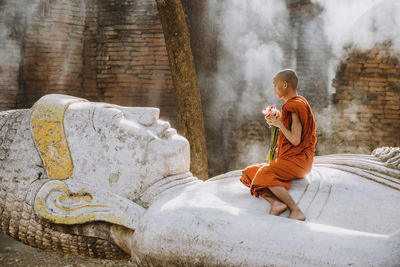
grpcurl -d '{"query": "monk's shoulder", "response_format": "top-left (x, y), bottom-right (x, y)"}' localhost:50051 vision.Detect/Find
top-left (284, 97), bottom-right (308, 112)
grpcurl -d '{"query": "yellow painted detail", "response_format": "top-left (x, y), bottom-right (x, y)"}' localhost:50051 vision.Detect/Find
top-left (34, 181), bottom-right (127, 227)
top-left (31, 100), bottom-right (74, 179)
top-left (50, 185), bottom-right (110, 211)
top-left (31, 96), bottom-right (133, 228)
top-left (55, 203), bottom-right (110, 212)
top-left (59, 194), bottom-right (93, 202)
top-left (55, 194), bottom-right (109, 211)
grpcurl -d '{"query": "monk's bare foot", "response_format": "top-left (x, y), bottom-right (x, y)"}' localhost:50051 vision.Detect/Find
top-left (269, 201), bottom-right (287, 216)
top-left (288, 209), bottom-right (306, 221)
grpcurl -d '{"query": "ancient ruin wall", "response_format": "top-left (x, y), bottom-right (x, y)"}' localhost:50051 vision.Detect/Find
top-left (0, 0), bottom-right (177, 125)
top-left (0, 1), bottom-right (26, 111)
top-left (96, 0), bottom-right (176, 125)
top-left (17, 0), bottom-right (88, 108)
top-left (330, 44), bottom-right (400, 154)
top-left (1, 1), bottom-right (399, 176)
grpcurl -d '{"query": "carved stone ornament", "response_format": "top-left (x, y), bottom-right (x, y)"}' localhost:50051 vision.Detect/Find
top-left (0, 94), bottom-right (399, 266)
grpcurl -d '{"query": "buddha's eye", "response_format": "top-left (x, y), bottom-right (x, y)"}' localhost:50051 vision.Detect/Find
top-left (110, 110), bottom-right (124, 124)
top-left (103, 107), bottom-right (123, 118)
top-left (93, 106), bottom-right (124, 132)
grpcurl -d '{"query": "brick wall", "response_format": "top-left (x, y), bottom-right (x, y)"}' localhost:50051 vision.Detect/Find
top-left (286, 0), bottom-right (330, 110)
top-left (329, 44), bottom-right (400, 153)
top-left (82, 0), bottom-right (99, 101)
top-left (0, 1), bottom-right (26, 110)
top-left (0, 0), bottom-right (177, 126)
top-left (96, 0), bottom-right (176, 125)
top-left (1, 1), bottom-right (399, 177)
top-left (184, 0), bottom-right (332, 175)
top-left (183, 1), bottom-right (399, 175)
top-left (17, 0), bottom-right (87, 108)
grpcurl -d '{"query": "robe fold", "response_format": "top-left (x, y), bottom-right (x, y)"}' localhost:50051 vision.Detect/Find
top-left (240, 95), bottom-right (317, 198)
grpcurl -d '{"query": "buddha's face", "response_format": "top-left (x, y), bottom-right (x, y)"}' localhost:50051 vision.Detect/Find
top-left (63, 101), bottom-right (190, 203)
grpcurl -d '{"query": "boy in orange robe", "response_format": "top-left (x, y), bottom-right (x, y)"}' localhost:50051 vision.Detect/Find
top-left (240, 69), bottom-right (317, 221)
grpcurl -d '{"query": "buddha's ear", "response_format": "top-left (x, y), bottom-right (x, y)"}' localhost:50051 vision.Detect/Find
top-left (31, 94), bottom-right (87, 180)
top-left (34, 180), bottom-right (145, 230)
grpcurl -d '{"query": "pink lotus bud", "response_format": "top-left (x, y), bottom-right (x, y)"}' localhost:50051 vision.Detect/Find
top-left (263, 105), bottom-right (279, 116)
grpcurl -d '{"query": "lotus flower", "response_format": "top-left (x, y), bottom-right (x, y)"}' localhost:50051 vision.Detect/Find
top-left (263, 105), bottom-right (280, 162)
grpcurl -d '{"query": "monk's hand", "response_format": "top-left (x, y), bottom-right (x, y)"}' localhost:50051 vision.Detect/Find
top-left (265, 114), bottom-right (283, 129)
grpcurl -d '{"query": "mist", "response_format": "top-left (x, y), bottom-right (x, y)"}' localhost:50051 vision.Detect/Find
top-left (199, 0), bottom-right (293, 173)
top-left (203, 0), bottom-right (400, 173)
top-left (0, 1), bottom-right (31, 61)
top-left (312, 0), bottom-right (400, 92)
top-left (1, 0), bottom-right (398, 175)
top-left (0, 0), bottom-right (37, 109)
top-left (206, 0), bottom-right (288, 117)
top-left (313, 0), bottom-right (400, 52)
top-left (0, 0), bottom-right (87, 104)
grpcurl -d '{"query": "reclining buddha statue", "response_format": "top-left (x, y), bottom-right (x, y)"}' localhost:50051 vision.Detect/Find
top-left (0, 94), bottom-right (399, 266)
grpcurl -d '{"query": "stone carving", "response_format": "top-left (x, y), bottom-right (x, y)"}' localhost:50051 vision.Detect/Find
top-left (372, 146), bottom-right (400, 170)
top-left (0, 94), bottom-right (399, 266)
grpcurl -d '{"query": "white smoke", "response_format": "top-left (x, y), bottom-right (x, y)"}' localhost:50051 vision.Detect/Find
top-left (0, 1), bottom-right (37, 62)
top-left (206, 0), bottom-right (289, 117)
top-left (208, 0), bottom-right (400, 110)
top-left (203, 0), bottom-right (290, 172)
top-left (0, 1), bottom-right (39, 109)
top-left (311, 0), bottom-right (400, 92)
top-left (203, 0), bottom-right (400, 170)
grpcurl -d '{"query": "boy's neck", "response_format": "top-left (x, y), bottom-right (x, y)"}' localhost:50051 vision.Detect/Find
top-left (283, 89), bottom-right (298, 103)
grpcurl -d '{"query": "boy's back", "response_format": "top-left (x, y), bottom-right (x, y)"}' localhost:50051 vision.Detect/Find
top-left (277, 95), bottom-right (317, 173)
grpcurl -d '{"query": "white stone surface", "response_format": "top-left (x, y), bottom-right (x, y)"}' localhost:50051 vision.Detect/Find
top-left (63, 101), bottom-right (190, 206)
top-left (131, 164), bottom-right (400, 266)
top-left (1, 94), bottom-right (399, 266)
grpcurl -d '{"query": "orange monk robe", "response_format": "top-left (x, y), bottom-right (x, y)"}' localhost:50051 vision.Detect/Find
top-left (240, 96), bottom-right (317, 198)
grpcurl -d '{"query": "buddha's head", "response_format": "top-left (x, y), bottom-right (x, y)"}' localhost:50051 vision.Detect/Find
top-left (34, 94), bottom-right (190, 202)
top-left (30, 93), bottom-right (192, 221)
top-left (0, 94), bottom-right (192, 259)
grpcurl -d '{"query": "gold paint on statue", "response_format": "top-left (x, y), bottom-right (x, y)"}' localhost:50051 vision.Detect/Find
top-left (30, 96), bottom-right (86, 179)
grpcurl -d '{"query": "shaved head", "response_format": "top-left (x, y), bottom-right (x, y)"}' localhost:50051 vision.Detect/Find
top-left (274, 69), bottom-right (298, 89)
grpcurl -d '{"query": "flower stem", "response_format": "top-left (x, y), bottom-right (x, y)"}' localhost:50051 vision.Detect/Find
top-left (267, 126), bottom-right (279, 162)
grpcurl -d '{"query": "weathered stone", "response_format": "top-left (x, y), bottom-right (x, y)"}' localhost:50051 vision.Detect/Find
top-left (0, 101), bottom-right (130, 260)
top-left (0, 94), bottom-right (399, 265)
top-left (329, 45), bottom-right (400, 154)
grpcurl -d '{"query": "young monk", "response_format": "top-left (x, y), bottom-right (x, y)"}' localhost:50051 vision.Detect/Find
top-left (240, 69), bottom-right (317, 221)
